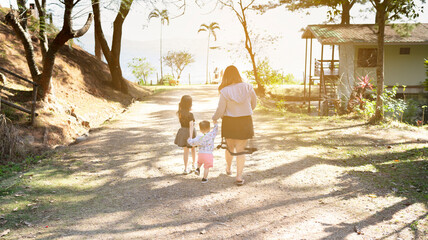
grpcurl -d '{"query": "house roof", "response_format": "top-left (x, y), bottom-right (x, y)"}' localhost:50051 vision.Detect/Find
top-left (302, 23), bottom-right (428, 45)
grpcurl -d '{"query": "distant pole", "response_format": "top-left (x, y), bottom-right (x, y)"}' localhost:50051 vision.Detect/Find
top-left (188, 73), bottom-right (191, 85)
top-left (156, 73), bottom-right (159, 85)
top-left (304, 38), bottom-right (308, 100)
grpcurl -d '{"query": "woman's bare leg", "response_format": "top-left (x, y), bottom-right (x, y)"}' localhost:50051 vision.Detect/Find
top-left (183, 147), bottom-right (189, 172)
top-left (234, 139), bottom-right (248, 182)
top-left (225, 139), bottom-right (233, 174)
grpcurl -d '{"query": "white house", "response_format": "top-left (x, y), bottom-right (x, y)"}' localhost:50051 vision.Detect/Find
top-left (301, 23), bottom-right (428, 113)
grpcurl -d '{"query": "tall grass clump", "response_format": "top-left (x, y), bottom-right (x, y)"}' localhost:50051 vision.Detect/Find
top-left (0, 114), bottom-right (23, 162)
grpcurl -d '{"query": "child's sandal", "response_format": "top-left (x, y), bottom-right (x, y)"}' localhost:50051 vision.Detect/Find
top-left (235, 179), bottom-right (245, 186)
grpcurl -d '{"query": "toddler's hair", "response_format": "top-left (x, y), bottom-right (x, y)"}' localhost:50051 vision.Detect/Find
top-left (177, 95), bottom-right (192, 118)
top-left (199, 120), bottom-right (210, 132)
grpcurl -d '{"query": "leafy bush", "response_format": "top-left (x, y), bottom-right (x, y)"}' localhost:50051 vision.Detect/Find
top-left (160, 74), bottom-right (176, 86)
top-left (347, 75), bottom-right (373, 113)
top-left (245, 58), bottom-right (297, 86)
top-left (356, 85), bottom-right (426, 125)
top-left (128, 57), bottom-right (155, 85)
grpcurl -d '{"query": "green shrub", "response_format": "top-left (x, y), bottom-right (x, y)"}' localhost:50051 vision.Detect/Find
top-left (357, 85), bottom-right (426, 125)
top-left (245, 58), bottom-right (298, 86)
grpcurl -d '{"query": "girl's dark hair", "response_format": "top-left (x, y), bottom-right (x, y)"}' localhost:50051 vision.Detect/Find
top-left (218, 65), bottom-right (243, 91)
top-left (177, 95), bottom-right (192, 118)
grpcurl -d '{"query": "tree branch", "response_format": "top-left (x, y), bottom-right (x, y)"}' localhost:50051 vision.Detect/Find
top-left (72, 13), bottom-right (93, 38)
top-left (4, 11), bottom-right (41, 82)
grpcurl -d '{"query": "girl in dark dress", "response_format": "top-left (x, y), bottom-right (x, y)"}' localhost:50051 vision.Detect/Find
top-left (174, 95), bottom-right (197, 174)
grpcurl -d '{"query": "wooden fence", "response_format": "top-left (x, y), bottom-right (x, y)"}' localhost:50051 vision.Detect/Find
top-left (0, 66), bottom-right (38, 125)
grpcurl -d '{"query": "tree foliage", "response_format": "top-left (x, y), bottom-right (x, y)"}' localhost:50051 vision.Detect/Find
top-left (286, 0), bottom-right (363, 24)
top-left (244, 58), bottom-right (296, 86)
top-left (128, 58), bottom-right (155, 85)
top-left (255, 0), bottom-right (365, 24)
top-left (163, 51), bottom-right (195, 80)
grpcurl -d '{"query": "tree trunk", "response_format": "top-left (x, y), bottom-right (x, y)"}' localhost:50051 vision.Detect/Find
top-left (94, 31), bottom-right (102, 60)
top-left (238, 2), bottom-right (265, 95)
top-left (372, 3), bottom-right (386, 123)
top-left (34, 0), bottom-right (48, 62)
top-left (206, 32), bottom-right (210, 84)
top-left (341, 1), bottom-right (351, 24)
top-left (4, 11), bottom-right (41, 82)
top-left (39, 30), bottom-right (71, 96)
top-left (160, 23), bottom-right (163, 82)
top-left (91, 0), bottom-right (131, 93)
top-left (17, 0), bottom-right (28, 30)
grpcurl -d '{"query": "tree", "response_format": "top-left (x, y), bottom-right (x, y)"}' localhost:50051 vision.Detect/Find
top-left (92, 0), bottom-right (133, 94)
top-left (198, 22), bottom-right (220, 84)
top-left (128, 57), bottom-right (155, 85)
top-left (219, 0), bottom-right (265, 94)
top-left (369, 0), bottom-right (424, 123)
top-left (286, 0), bottom-right (361, 24)
top-left (5, 0), bottom-right (93, 99)
top-left (148, 8), bottom-right (169, 83)
top-left (163, 51), bottom-right (195, 81)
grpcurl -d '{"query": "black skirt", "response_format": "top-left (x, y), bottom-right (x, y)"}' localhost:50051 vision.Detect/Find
top-left (221, 115), bottom-right (254, 140)
top-left (174, 127), bottom-right (196, 147)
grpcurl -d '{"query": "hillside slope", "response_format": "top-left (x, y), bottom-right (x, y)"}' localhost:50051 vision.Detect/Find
top-left (0, 8), bottom-right (151, 153)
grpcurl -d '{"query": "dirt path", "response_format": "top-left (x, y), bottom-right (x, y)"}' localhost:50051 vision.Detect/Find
top-left (6, 85), bottom-right (428, 239)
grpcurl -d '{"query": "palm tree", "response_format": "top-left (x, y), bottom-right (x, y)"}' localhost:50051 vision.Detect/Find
top-left (149, 8), bottom-right (169, 83)
top-left (198, 22), bottom-right (220, 84)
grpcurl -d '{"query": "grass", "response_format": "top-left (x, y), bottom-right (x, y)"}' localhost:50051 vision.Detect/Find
top-left (0, 150), bottom-right (105, 231)
top-left (260, 101), bottom-right (428, 203)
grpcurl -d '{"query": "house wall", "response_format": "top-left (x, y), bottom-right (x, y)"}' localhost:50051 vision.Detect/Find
top-left (384, 45), bottom-right (427, 87)
top-left (338, 44), bottom-right (355, 101)
top-left (353, 44), bottom-right (427, 94)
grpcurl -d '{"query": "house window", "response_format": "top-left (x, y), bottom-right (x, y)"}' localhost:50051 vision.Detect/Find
top-left (357, 48), bottom-right (377, 67)
top-left (400, 47), bottom-right (410, 55)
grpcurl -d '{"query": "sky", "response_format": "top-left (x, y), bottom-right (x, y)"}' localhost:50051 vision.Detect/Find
top-left (1, 0), bottom-right (428, 84)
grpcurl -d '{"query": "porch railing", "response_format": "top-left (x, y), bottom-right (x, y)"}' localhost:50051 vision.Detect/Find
top-left (314, 59), bottom-right (339, 77)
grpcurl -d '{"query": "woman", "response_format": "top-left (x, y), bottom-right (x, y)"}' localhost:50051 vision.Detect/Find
top-left (212, 65), bottom-right (257, 186)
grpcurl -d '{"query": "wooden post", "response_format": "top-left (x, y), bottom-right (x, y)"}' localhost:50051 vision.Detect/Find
top-left (319, 44), bottom-right (324, 115)
top-left (308, 38), bottom-right (313, 114)
top-left (189, 73), bottom-right (191, 85)
top-left (31, 85), bottom-right (38, 125)
top-left (331, 45), bottom-right (335, 73)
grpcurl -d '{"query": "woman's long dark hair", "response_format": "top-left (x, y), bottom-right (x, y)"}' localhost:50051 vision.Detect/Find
top-left (177, 95), bottom-right (192, 119)
top-left (218, 65), bottom-right (243, 91)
